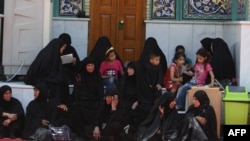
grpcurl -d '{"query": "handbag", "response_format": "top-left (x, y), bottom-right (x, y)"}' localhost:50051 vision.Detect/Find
top-left (49, 125), bottom-right (72, 141)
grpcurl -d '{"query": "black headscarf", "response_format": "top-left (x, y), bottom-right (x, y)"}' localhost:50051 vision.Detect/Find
top-left (73, 56), bottom-right (103, 103)
top-left (89, 36), bottom-right (124, 71)
top-left (0, 85), bottom-right (13, 110)
top-left (138, 37), bottom-right (168, 71)
top-left (200, 37), bottom-right (236, 82)
top-left (59, 33), bottom-right (71, 46)
top-left (33, 83), bottom-right (50, 102)
top-left (24, 38), bottom-right (66, 85)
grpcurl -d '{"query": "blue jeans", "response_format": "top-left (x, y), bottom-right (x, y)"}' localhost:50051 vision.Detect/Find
top-left (103, 76), bottom-right (117, 92)
top-left (176, 81), bottom-right (196, 109)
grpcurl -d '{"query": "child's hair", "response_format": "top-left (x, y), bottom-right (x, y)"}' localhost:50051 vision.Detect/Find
top-left (196, 48), bottom-right (211, 67)
top-left (105, 46), bottom-right (115, 57)
top-left (175, 45), bottom-right (185, 53)
top-left (149, 51), bottom-right (160, 59)
top-left (173, 52), bottom-right (186, 63)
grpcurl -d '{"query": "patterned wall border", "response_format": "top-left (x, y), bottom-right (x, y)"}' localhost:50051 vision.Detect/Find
top-left (183, 0), bottom-right (232, 20)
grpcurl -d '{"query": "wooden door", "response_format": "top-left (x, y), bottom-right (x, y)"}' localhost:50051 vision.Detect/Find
top-left (89, 0), bottom-right (146, 63)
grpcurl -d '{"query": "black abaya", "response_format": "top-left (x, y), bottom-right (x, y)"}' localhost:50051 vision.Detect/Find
top-left (24, 38), bottom-right (71, 106)
top-left (70, 57), bottom-right (103, 139)
top-left (200, 37), bottom-right (236, 84)
top-left (0, 85), bottom-right (25, 138)
top-left (23, 83), bottom-right (68, 139)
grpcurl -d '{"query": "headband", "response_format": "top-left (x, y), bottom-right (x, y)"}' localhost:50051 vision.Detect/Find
top-left (105, 46), bottom-right (115, 55)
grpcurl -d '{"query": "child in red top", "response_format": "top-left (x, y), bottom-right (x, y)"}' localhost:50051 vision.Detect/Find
top-left (100, 47), bottom-right (124, 91)
top-left (164, 52), bottom-right (185, 94)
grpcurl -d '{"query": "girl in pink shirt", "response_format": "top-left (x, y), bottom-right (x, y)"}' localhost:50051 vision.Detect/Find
top-left (100, 47), bottom-right (124, 91)
top-left (175, 48), bottom-right (215, 111)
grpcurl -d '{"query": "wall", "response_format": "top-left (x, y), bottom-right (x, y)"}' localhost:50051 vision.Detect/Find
top-left (52, 17), bottom-right (89, 61)
top-left (145, 21), bottom-right (250, 90)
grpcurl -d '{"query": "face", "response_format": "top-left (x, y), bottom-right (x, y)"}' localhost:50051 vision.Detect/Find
top-left (150, 56), bottom-right (160, 66)
top-left (127, 67), bottom-right (135, 76)
top-left (175, 56), bottom-right (185, 67)
top-left (59, 44), bottom-right (67, 54)
top-left (86, 63), bottom-right (95, 73)
top-left (193, 97), bottom-right (201, 107)
top-left (34, 88), bottom-right (40, 99)
top-left (2, 90), bottom-right (12, 101)
top-left (108, 52), bottom-right (116, 61)
top-left (169, 98), bottom-right (176, 109)
top-left (196, 54), bottom-right (206, 64)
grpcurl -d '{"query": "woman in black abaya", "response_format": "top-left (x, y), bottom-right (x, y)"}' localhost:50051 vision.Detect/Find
top-left (200, 37), bottom-right (236, 85)
top-left (118, 61), bottom-right (138, 131)
top-left (0, 85), bottom-right (25, 138)
top-left (70, 57), bottom-right (103, 139)
top-left (135, 92), bottom-right (180, 141)
top-left (24, 38), bottom-right (71, 106)
top-left (135, 37), bottom-right (168, 125)
top-left (23, 83), bottom-right (69, 140)
top-left (177, 90), bottom-right (219, 141)
top-left (59, 33), bottom-right (80, 84)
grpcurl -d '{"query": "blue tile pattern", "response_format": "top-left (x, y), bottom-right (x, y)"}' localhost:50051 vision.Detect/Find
top-left (183, 0), bottom-right (232, 20)
top-left (152, 0), bottom-right (176, 19)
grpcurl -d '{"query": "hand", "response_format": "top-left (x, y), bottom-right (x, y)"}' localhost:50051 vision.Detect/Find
top-left (72, 57), bottom-right (76, 65)
top-left (41, 119), bottom-right (50, 126)
top-left (7, 113), bottom-right (17, 121)
top-left (208, 83), bottom-right (214, 87)
top-left (196, 116), bottom-right (207, 126)
top-left (111, 95), bottom-right (119, 110)
top-left (57, 104), bottom-right (68, 111)
top-left (179, 77), bottom-right (183, 82)
top-left (156, 84), bottom-right (162, 90)
top-left (131, 101), bottom-right (138, 110)
top-left (93, 126), bottom-right (101, 140)
top-left (3, 119), bottom-right (11, 127)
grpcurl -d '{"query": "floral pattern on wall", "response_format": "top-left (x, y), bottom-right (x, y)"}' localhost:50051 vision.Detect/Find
top-left (152, 0), bottom-right (176, 19)
top-left (183, 0), bottom-right (232, 20)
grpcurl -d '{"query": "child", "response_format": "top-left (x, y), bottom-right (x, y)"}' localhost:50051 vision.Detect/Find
top-left (99, 46), bottom-right (124, 91)
top-left (164, 52), bottom-right (185, 94)
top-left (145, 52), bottom-right (163, 97)
top-left (174, 45), bottom-right (193, 84)
top-left (175, 48), bottom-right (215, 111)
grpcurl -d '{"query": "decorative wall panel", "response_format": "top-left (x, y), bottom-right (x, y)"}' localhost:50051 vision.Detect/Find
top-left (152, 0), bottom-right (176, 19)
top-left (183, 0), bottom-right (232, 20)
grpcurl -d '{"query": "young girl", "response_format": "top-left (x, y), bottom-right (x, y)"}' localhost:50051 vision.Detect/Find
top-left (175, 48), bottom-right (215, 111)
top-left (99, 46), bottom-right (124, 91)
top-left (164, 52), bottom-right (186, 94)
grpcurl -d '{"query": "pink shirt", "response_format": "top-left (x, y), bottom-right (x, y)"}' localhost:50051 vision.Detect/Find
top-left (99, 60), bottom-right (123, 78)
top-left (193, 63), bottom-right (212, 85)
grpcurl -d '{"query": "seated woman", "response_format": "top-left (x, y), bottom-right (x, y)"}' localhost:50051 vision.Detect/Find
top-left (93, 89), bottom-right (124, 141)
top-left (23, 83), bottom-right (69, 141)
top-left (0, 85), bottom-right (25, 138)
top-left (70, 57), bottom-right (103, 140)
top-left (177, 90), bottom-right (219, 141)
top-left (135, 91), bottom-right (180, 141)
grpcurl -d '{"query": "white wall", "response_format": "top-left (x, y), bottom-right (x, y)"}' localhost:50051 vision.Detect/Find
top-left (145, 21), bottom-right (250, 91)
top-left (52, 18), bottom-right (89, 61)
